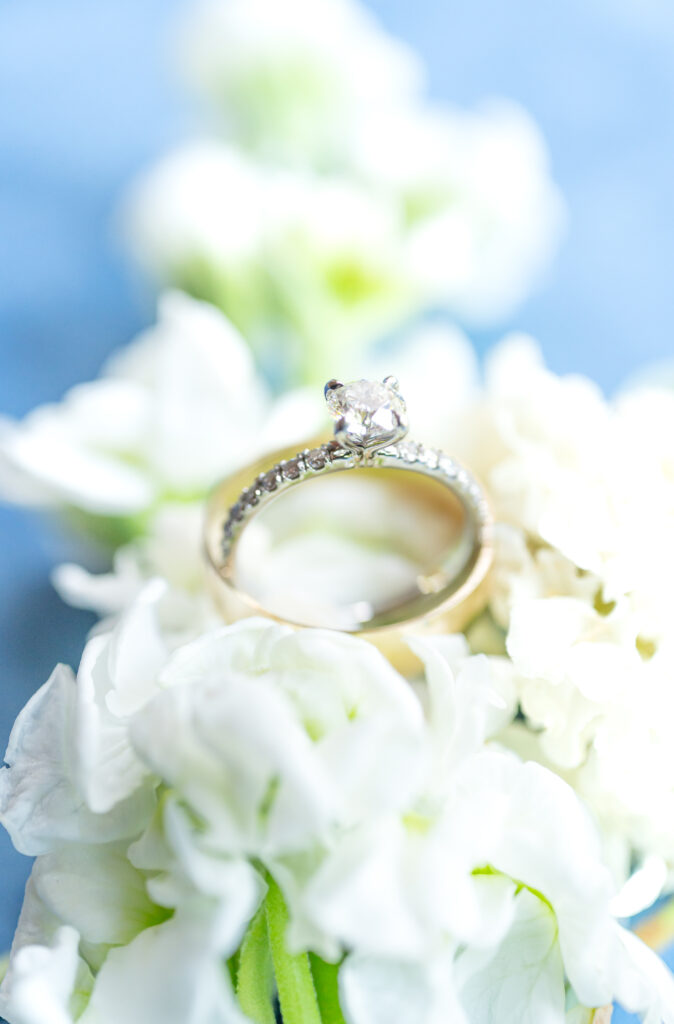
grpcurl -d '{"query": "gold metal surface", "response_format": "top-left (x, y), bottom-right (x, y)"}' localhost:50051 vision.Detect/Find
top-left (204, 438), bottom-right (493, 676)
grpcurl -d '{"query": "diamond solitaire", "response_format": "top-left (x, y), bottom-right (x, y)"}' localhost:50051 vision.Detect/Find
top-left (324, 376), bottom-right (409, 455)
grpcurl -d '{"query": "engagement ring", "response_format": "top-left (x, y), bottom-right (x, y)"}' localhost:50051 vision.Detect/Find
top-left (205, 377), bottom-right (493, 672)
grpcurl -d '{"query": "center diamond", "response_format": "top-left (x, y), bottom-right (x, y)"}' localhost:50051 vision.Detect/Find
top-left (325, 377), bottom-right (409, 453)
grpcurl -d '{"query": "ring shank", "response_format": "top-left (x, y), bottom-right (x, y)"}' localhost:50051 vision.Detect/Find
top-left (204, 437), bottom-right (493, 675)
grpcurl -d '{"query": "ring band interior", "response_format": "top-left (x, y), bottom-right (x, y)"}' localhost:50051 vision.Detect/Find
top-left (224, 465), bottom-right (482, 631)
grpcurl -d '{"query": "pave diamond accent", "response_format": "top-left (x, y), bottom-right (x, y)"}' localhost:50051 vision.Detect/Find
top-left (221, 436), bottom-right (489, 561)
top-left (220, 376), bottom-right (490, 565)
top-left (260, 470), bottom-right (279, 492)
top-left (221, 442), bottom-right (357, 556)
top-left (281, 458), bottom-right (302, 481)
top-left (306, 448), bottom-right (327, 470)
top-left (398, 440), bottom-right (420, 463)
top-left (325, 378), bottom-right (408, 454)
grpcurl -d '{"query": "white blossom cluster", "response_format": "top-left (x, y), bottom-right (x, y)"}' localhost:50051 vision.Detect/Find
top-left (3, 293), bottom-right (674, 1020)
top-left (2, 586), bottom-right (673, 1024)
top-left (363, 327), bottom-right (674, 897)
top-left (121, 0), bottom-right (563, 384)
top-left (4, 293), bottom-right (674, 906)
top-left (0, 292), bottom-right (322, 520)
top-left (445, 337), bottom-right (674, 893)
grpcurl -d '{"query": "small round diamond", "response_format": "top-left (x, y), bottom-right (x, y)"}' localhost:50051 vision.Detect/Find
top-left (397, 440), bottom-right (420, 462)
top-left (260, 470), bottom-right (280, 492)
top-left (325, 378), bottom-right (408, 453)
top-left (306, 448), bottom-right (327, 470)
top-left (281, 459), bottom-right (302, 481)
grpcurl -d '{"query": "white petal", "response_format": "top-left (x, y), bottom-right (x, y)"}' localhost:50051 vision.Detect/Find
top-left (52, 560), bottom-right (144, 618)
top-left (301, 819), bottom-right (432, 960)
top-left (33, 842), bottom-right (165, 946)
top-left (0, 398), bottom-right (154, 515)
top-left (0, 665), bottom-right (153, 855)
top-left (613, 926), bottom-right (674, 1024)
top-left (456, 888), bottom-right (565, 1024)
top-left (0, 925), bottom-right (85, 1024)
top-left (104, 579), bottom-right (171, 717)
top-left (611, 856), bottom-right (668, 919)
top-left (340, 952), bottom-right (467, 1024)
top-left (152, 795), bottom-right (266, 915)
top-left (111, 292), bottom-right (269, 492)
top-left (79, 909), bottom-right (250, 1024)
top-left (75, 582), bottom-right (171, 814)
top-left (507, 598), bottom-right (597, 686)
top-left (131, 666), bottom-right (334, 856)
top-left (75, 635), bottom-right (153, 815)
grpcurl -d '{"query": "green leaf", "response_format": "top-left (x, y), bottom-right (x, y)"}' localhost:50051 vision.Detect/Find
top-left (310, 954), bottom-right (347, 1024)
top-left (236, 905), bottom-right (276, 1024)
top-left (265, 876), bottom-right (322, 1024)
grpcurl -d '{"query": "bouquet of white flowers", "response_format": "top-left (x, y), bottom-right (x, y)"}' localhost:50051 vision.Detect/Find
top-left (122, 0), bottom-right (563, 386)
top-left (2, 595), bottom-right (673, 1024)
top-left (1, 1), bottom-right (673, 1022)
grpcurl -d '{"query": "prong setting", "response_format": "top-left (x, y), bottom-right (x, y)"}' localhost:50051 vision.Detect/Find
top-left (324, 379), bottom-right (343, 399)
top-left (324, 376), bottom-right (409, 458)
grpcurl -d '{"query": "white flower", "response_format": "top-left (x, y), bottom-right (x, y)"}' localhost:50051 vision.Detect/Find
top-left (123, 144), bottom-right (418, 383)
top-left (435, 337), bottom-right (674, 875)
top-left (123, 123), bottom-right (561, 382)
top-left (168, 1), bottom-right (562, 328)
top-left (175, 0), bottom-right (424, 167)
top-left (352, 101), bottom-right (564, 323)
top-left (131, 619), bottom-right (426, 858)
top-left (373, 330), bottom-right (674, 879)
top-left (488, 524), bottom-right (598, 630)
top-left (0, 290), bottom-right (320, 522)
top-left (448, 333), bottom-right (674, 635)
top-left (456, 334), bottom-right (617, 571)
top-left (1, 605), bottom-right (672, 1023)
top-left (506, 596), bottom-right (643, 766)
top-left (120, 145), bottom-right (268, 287)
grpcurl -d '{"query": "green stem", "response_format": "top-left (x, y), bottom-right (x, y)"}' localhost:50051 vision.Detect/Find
top-left (265, 877), bottom-right (322, 1024)
top-left (310, 954), bottom-right (347, 1024)
top-left (236, 905), bottom-right (276, 1024)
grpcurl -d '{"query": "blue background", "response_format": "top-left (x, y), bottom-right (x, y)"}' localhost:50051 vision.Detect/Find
top-left (1, 1), bottom-right (674, 1018)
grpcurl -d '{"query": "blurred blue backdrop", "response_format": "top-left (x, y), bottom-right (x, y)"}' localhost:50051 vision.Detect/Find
top-left (1, 1), bottom-right (674, 1019)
